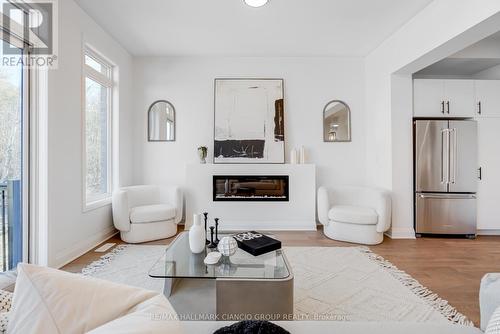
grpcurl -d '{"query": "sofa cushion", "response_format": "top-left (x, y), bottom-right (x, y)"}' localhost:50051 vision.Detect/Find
top-left (87, 294), bottom-right (181, 334)
top-left (486, 306), bottom-right (500, 334)
top-left (328, 205), bottom-right (378, 225)
top-left (481, 273), bottom-right (500, 330)
top-left (130, 204), bottom-right (176, 224)
top-left (7, 263), bottom-right (182, 334)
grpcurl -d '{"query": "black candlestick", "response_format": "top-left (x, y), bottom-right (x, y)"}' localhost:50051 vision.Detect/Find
top-left (203, 212), bottom-right (209, 245)
top-left (208, 226), bottom-right (217, 248)
top-left (214, 218), bottom-right (220, 245)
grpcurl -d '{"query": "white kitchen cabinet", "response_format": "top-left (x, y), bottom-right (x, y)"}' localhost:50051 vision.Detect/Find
top-left (477, 118), bottom-right (500, 230)
top-left (475, 80), bottom-right (500, 117)
top-left (413, 79), bottom-right (475, 117)
top-left (443, 80), bottom-right (475, 117)
top-left (414, 79), bottom-right (445, 117)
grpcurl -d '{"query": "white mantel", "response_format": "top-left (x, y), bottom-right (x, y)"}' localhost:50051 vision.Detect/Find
top-left (184, 164), bottom-right (317, 231)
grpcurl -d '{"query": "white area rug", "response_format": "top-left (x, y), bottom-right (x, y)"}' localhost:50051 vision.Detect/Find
top-left (82, 245), bottom-right (472, 326)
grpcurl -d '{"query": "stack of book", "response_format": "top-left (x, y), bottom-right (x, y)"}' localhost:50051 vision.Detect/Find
top-left (233, 231), bottom-right (281, 256)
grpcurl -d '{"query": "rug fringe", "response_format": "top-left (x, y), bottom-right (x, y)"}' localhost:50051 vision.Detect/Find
top-left (360, 248), bottom-right (473, 327)
top-left (81, 245), bottom-right (129, 276)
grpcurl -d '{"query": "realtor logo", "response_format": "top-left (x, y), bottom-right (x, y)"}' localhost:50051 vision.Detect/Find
top-left (2, 0), bottom-right (58, 67)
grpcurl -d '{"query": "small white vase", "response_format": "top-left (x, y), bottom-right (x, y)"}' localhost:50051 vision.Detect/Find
top-left (189, 214), bottom-right (205, 253)
top-left (299, 146), bottom-right (306, 164)
top-left (290, 148), bottom-right (298, 164)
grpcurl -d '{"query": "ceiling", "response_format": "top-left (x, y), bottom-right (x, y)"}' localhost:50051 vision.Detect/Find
top-left (415, 31), bottom-right (500, 76)
top-left (415, 58), bottom-right (500, 76)
top-left (75, 0), bottom-right (434, 57)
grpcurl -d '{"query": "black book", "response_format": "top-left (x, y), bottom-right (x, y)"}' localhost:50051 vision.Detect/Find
top-left (233, 231), bottom-right (281, 256)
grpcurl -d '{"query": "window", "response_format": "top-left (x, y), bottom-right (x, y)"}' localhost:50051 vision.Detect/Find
top-left (0, 29), bottom-right (29, 270)
top-left (83, 47), bottom-right (113, 208)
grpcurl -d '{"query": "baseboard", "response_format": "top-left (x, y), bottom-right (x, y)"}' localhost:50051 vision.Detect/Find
top-left (53, 227), bottom-right (118, 269)
top-left (385, 227), bottom-right (416, 239)
top-left (477, 229), bottom-right (500, 236)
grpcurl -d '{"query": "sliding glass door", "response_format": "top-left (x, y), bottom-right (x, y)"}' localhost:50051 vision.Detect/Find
top-left (0, 37), bottom-right (28, 271)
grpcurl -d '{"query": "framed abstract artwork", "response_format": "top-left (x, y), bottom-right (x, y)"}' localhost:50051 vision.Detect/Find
top-left (213, 78), bottom-right (285, 164)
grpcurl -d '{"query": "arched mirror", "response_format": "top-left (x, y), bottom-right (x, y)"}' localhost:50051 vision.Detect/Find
top-left (323, 100), bottom-right (351, 142)
top-left (148, 100), bottom-right (175, 141)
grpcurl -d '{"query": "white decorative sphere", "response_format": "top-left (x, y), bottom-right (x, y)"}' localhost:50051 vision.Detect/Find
top-left (217, 237), bottom-right (238, 257)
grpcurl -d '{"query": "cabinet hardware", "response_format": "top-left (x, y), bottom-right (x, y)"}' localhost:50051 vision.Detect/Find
top-left (446, 101), bottom-right (450, 114)
top-left (478, 167), bottom-right (482, 180)
top-left (478, 101), bottom-right (482, 114)
top-left (441, 101), bottom-right (445, 114)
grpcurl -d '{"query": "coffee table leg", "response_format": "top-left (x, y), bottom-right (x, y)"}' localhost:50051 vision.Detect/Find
top-left (164, 277), bottom-right (176, 297)
top-left (216, 276), bottom-right (294, 320)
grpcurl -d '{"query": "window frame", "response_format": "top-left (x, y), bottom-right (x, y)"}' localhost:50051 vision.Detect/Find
top-left (82, 45), bottom-right (114, 212)
top-left (0, 9), bottom-right (33, 267)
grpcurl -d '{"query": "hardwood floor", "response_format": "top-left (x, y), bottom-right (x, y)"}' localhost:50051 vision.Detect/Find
top-left (62, 226), bottom-right (500, 326)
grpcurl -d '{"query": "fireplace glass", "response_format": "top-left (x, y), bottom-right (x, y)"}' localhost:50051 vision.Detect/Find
top-left (213, 175), bottom-right (289, 201)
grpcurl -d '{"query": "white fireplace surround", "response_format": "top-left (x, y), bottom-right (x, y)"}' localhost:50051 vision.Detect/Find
top-left (185, 164), bottom-right (317, 231)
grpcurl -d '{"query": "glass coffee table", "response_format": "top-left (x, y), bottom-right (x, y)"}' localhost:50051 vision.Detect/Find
top-left (149, 232), bottom-right (293, 320)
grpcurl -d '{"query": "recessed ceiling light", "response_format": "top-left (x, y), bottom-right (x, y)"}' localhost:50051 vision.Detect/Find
top-left (244, 0), bottom-right (269, 8)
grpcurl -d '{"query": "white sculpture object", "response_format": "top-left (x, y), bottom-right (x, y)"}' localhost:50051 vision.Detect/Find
top-left (217, 236), bottom-right (238, 257)
top-left (204, 252), bottom-right (222, 265)
top-left (189, 214), bottom-right (206, 253)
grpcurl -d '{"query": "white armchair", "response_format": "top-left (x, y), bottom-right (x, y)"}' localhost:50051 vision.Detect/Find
top-left (112, 185), bottom-right (183, 243)
top-left (317, 185), bottom-right (391, 245)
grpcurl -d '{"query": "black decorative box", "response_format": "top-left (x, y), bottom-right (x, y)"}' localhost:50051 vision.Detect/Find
top-left (233, 231), bottom-right (281, 256)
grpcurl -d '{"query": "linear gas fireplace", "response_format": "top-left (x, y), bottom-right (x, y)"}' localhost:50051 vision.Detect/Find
top-left (213, 175), bottom-right (289, 202)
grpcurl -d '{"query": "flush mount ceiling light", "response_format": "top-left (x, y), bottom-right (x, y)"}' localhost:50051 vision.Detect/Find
top-left (244, 0), bottom-right (269, 8)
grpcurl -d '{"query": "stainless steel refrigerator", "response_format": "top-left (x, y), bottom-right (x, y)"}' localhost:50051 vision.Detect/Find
top-left (414, 120), bottom-right (478, 236)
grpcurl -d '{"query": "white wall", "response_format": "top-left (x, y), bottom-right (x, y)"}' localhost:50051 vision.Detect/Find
top-left (365, 0), bottom-right (500, 238)
top-left (132, 57), bottom-right (366, 194)
top-left (452, 32), bottom-right (500, 59)
top-left (475, 64), bottom-right (500, 79)
top-left (47, 0), bottom-right (133, 267)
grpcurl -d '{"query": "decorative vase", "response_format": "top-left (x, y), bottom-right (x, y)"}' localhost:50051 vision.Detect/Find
top-left (299, 146), bottom-right (306, 164)
top-left (189, 214), bottom-right (206, 253)
top-left (290, 148), bottom-right (298, 164)
top-left (217, 236), bottom-right (238, 257)
top-left (197, 147), bottom-right (207, 164)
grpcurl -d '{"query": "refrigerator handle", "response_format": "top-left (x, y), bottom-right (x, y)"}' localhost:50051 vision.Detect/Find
top-left (441, 129), bottom-right (445, 183)
top-left (450, 128), bottom-right (457, 184)
top-left (441, 129), bottom-right (450, 184)
top-left (418, 193), bottom-right (476, 199)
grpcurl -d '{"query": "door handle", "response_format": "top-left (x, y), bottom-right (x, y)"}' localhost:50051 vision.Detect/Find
top-left (441, 129), bottom-right (448, 183)
top-left (478, 101), bottom-right (482, 115)
top-left (450, 128), bottom-right (457, 184)
top-left (446, 101), bottom-right (450, 114)
top-left (441, 101), bottom-right (445, 114)
top-left (441, 129), bottom-right (450, 184)
top-left (478, 167), bottom-right (482, 180)
top-left (418, 193), bottom-right (476, 199)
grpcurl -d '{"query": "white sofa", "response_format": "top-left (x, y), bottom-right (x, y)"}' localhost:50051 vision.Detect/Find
top-left (112, 185), bottom-right (183, 243)
top-left (6, 264), bottom-right (183, 334)
top-left (1, 266), bottom-right (493, 334)
top-left (317, 185), bottom-right (392, 245)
